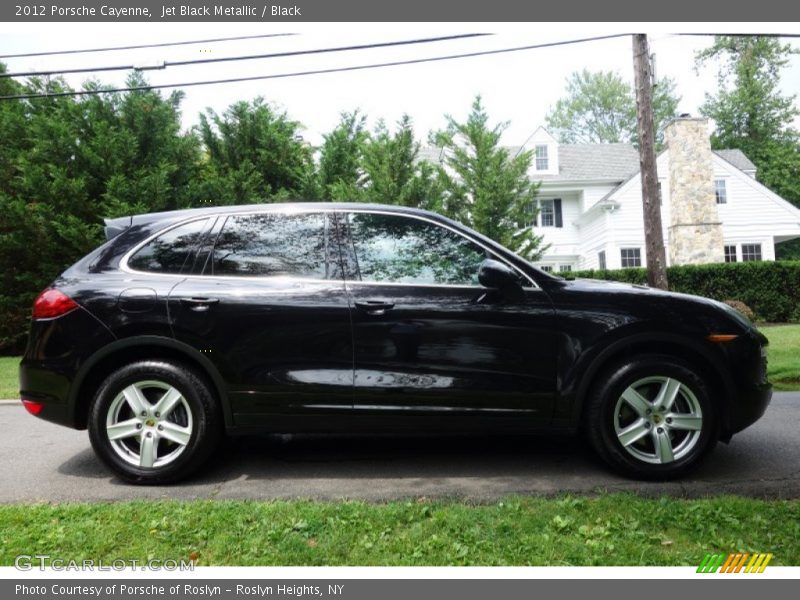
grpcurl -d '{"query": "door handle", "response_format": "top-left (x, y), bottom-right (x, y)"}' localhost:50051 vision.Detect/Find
top-left (354, 300), bottom-right (395, 315)
top-left (180, 297), bottom-right (219, 312)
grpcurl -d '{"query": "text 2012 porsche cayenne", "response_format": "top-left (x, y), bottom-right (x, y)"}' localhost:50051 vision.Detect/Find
top-left (19, 203), bottom-right (771, 483)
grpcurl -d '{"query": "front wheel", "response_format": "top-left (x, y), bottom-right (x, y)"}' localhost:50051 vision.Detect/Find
top-left (88, 360), bottom-right (220, 484)
top-left (585, 355), bottom-right (719, 480)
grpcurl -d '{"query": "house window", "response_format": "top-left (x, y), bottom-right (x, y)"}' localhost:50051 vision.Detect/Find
top-left (724, 245), bottom-right (737, 263)
top-left (598, 251), bottom-right (607, 270)
top-left (559, 264), bottom-right (572, 273)
top-left (621, 248), bottom-right (642, 268)
top-left (535, 145), bottom-right (549, 171)
top-left (657, 181), bottom-right (663, 205)
top-left (539, 199), bottom-right (554, 227)
top-left (715, 179), bottom-right (728, 204)
top-left (539, 265), bottom-right (553, 273)
top-left (741, 243), bottom-right (762, 262)
top-left (536, 198), bottom-right (563, 228)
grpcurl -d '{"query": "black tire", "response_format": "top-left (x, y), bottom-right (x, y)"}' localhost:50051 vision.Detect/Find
top-left (88, 360), bottom-right (221, 484)
top-left (584, 355), bottom-right (719, 480)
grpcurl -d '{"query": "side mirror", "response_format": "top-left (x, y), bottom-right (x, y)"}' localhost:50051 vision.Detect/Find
top-left (478, 259), bottom-right (521, 290)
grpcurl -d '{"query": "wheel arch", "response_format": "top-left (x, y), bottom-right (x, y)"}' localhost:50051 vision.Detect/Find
top-left (69, 336), bottom-right (231, 430)
top-left (569, 332), bottom-right (735, 441)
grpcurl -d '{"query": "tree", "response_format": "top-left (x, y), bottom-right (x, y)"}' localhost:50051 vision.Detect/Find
top-left (317, 110), bottom-right (368, 201)
top-left (198, 98), bottom-right (315, 204)
top-left (545, 69), bottom-right (680, 146)
top-left (430, 96), bottom-right (545, 260)
top-left (0, 69), bottom-right (204, 352)
top-left (695, 36), bottom-right (800, 257)
top-left (361, 115), bottom-right (442, 209)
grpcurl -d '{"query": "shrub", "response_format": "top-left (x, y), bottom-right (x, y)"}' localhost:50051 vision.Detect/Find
top-left (723, 300), bottom-right (756, 321)
top-left (568, 261), bottom-right (800, 323)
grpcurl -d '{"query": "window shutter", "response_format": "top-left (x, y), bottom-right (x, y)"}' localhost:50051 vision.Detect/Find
top-left (554, 199), bottom-right (563, 228)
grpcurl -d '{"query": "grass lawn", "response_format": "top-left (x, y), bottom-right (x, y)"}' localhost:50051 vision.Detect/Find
top-left (761, 324), bottom-right (800, 391)
top-left (0, 495), bottom-right (798, 566)
top-left (0, 356), bottom-right (19, 399)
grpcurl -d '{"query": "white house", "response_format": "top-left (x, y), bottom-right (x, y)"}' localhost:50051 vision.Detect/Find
top-left (523, 119), bottom-right (800, 273)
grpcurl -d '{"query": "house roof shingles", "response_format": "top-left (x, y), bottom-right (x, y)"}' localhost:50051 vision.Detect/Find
top-left (418, 143), bottom-right (757, 183)
top-left (713, 149), bottom-right (757, 172)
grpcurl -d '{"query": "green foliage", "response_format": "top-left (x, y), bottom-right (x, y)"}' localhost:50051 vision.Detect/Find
top-left (198, 98), bottom-right (315, 204)
top-left (430, 96), bottom-right (545, 260)
top-left (696, 36), bottom-right (800, 207)
top-left (0, 69), bottom-right (203, 352)
top-left (360, 115), bottom-right (442, 210)
top-left (568, 261), bottom-right (800, 323)
top-left (317, 110), bottom-right (368, 200)
top-left (545, 69), bottom-right (680, 146)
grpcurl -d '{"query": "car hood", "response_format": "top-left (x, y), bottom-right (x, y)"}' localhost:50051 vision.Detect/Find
top-left (561, 277), bottom-right (757, 334)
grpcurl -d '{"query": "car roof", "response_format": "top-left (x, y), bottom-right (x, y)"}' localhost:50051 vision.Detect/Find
top-left (104, 202), bottom-right (448, 240)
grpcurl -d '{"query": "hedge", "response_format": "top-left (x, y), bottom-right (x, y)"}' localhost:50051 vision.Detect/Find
top-left (566, 260), bottom-right (800, 323)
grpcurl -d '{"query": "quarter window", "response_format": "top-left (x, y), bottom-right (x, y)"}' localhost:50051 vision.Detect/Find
top-left (211, 212), bottom-right (329, 278)
top-left (128, 218), bottom-right (210, 274)
top-left (724, 245), bottom-right (737, 263)
top-left (348, 213), bottom-right (489, 286)
top-left (621, 248), bottom-right (642, 268)
top-left (741, 243), bottom-right (762, 262)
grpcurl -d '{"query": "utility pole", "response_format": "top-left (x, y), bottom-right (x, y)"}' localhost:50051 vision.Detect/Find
top-left (632, 33), bottom-right (669, 290)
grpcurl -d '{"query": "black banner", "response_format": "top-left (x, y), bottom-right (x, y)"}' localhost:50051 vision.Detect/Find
top-left (5, 579), bottom-right (800, 600)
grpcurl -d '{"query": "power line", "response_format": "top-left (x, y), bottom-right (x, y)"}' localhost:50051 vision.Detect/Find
top-left (0, 33), bottom-right (492, 79)
top-left (0, 32), bottom-right (299, 60)
top-left (0, 33), bottom-right (631, 101)
top-left (677, 33), bottom-right (800, 37)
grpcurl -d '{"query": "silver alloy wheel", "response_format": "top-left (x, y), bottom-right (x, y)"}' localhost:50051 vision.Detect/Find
top-left (105, 380), bottom-right (193, 469)
top-left (613, 376), bottom-right (703, 465)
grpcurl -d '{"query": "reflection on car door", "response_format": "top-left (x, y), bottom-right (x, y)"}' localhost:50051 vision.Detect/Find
top-left (340, 211), bottom-right (558, 425)
top-left (168, 210), bottom-right (353, 427)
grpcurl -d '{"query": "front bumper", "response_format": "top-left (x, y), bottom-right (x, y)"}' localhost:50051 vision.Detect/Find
top-left (728, 381), bottom-right (772, 435)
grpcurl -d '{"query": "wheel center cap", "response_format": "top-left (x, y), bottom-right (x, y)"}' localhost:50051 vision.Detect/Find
top-left (145, 418), bottom-right (156, 427)
top-left (652, 414), bottom-right (662, 424)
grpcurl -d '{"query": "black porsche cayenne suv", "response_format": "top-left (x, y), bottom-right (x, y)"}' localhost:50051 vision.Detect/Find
top-left (19, 203), bottom-right (771, 483)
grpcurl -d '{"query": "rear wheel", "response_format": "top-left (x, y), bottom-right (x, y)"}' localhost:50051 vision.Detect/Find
top-left (88, 360), bottom-right (220, 484)
top-left (585, 355), bottom-right (719, 479)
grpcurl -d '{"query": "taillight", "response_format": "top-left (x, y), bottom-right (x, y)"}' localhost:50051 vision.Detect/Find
top-left (32, 288), bottom-right (78, 319)
top-left (22, 399), bottom-right (44, 415)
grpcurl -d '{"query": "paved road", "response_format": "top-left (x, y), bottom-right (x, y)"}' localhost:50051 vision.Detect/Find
top-left (1, 393), bottom-right (798, 503)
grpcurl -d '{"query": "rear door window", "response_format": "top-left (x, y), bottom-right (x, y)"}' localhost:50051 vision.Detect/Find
top-left (210, 212), bottom-right (332, 279)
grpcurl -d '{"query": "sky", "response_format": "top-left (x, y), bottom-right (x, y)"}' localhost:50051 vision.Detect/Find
top-left (1, 22), bottom-right (799, 148)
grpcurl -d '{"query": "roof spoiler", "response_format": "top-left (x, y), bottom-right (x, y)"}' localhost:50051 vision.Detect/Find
top-left (103, 208), bottom-right (189, 240)
top-left (103, 216), bottom-right (134, 241)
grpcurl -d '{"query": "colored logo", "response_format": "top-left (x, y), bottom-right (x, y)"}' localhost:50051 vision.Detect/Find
top-left (697, 553), bottom-right (773, 573)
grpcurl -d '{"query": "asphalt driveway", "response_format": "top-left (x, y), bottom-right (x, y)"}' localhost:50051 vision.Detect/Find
top-left (0, 393), bottom-right (798, 502)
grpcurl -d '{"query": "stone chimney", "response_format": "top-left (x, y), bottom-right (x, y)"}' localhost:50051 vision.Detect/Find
top-left (664, 117), bottom-right (724, 265)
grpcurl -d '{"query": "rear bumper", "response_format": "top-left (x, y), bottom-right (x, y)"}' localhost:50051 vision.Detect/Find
top-left (728, 382), bottom-right (772, 436)
top-left (19, 362), bottom-right (76, 427)
top-left (19, 306), bottom-right (116, 430)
